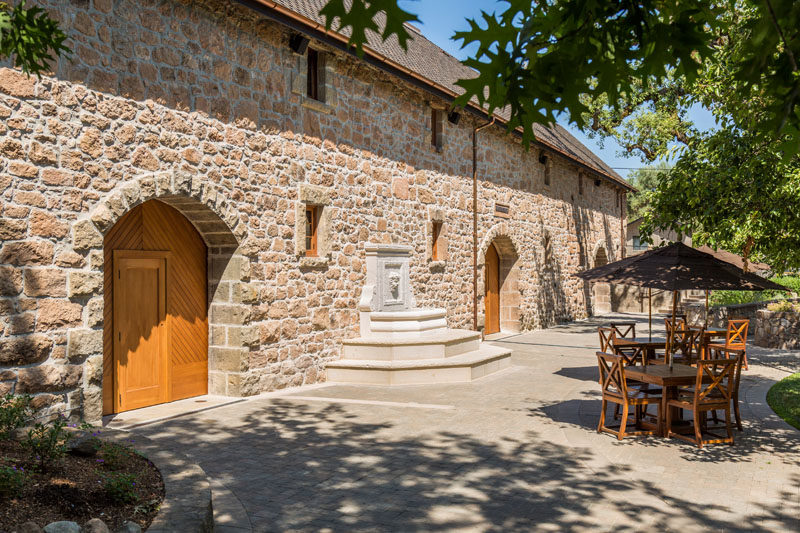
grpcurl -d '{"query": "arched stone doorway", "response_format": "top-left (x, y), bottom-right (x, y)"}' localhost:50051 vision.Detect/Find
top-left (481, 234), bottom-right (521, 335)
top-left (593, 246), bottom-right (611, 314)
top-left (104, 199), bottom-right (210, 413)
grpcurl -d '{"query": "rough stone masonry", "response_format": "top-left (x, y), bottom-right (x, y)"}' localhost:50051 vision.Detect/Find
top-left (0, 0), bottom-right (629, 421)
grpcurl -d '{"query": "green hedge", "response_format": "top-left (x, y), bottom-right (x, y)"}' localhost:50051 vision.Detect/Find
top-left (710, 276), bottom-right (800, 307)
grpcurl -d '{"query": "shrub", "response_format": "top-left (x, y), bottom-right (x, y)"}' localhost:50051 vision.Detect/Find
top-left (97, 441), bottom-right (134, 471)
top-left (0, 465), bottom-right (27, 498)
top-left (23, 415), bottom-right (72, 471)
top-left (710, 276), bottom-right (800, 306)
top-left (767, 301), bottom-right (800, 313)
top-left (0, 394), bottom-right (32, 440)
top-left (102, 472), bottom-right (139, 504)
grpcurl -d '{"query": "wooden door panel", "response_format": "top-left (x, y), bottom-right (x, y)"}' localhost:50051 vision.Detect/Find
top-left (485, 244), bottom-right (500, 335)
top-left (113, 251), bottom-right (168, 413)
top-left (142, 201), bottom-right (208, 400)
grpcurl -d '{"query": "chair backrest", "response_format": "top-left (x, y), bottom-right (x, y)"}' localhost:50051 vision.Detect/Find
top-left (610, 322), bottom-right (636, 339)
top-left (725, 319), bottom-right (749, 349)
top-left (598, 327), bottom-right (616, 353)
top-left (611, 337), bottom-right (646, 366)
top-left (669, 327), bottom-right (703, 359)
top-left (694, 358), bottom-right (737, 403)
top-left (596, 351), bottom-right (629, 398)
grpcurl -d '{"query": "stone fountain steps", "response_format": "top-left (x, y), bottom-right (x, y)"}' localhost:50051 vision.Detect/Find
top-left (341, 329), bottom-right (481, 361)
top-left (326, 344), bottom-right (512, 385)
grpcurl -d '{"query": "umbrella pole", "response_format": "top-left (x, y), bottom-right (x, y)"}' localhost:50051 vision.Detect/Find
top-left (669, 290), bottom-right (678, 369)
top-left (648, 288), bottom-right (652, 341)
top-left (705, 290), bottom-right (709, 329)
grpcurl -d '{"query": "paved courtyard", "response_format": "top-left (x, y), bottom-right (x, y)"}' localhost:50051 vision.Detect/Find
top-left (131, 314), bottom-right (800, 532)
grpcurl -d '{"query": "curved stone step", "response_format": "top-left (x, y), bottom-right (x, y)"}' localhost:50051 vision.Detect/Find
top-left (341, 329), bottom-right (481, 360)
top-left (327, 345), bottom-right (512, 385)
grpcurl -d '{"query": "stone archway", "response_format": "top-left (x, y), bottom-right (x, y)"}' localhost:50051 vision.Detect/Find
top-left (592, 245), bottom-right (611, 314)
top-left (67, 170), bottom-right (252, 421)
top-left (478, 224), bottom-right (522, 334)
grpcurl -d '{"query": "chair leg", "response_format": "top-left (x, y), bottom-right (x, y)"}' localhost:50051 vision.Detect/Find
top-left (694, 410), bottom-right (703, 449)
top-left (733, 397), bottom-right (743, 431)
top-left (724, 407), bottom-right (734, 445)
top-left (598, 399), bottom-right (607, 433)
top-left (743, 351), bottom-right (748, 371)
top-left (619, 403), bottom-right (629, 440)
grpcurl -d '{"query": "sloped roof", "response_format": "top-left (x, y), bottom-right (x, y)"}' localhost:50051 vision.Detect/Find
top-left (258, 0), bottom-right (631, 189)
top-left (695, 246), bottom-right (771, 273)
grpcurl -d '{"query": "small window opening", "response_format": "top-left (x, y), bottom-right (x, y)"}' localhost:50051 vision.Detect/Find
top-left (544, 161), bottom-right (551, 186)
top-left (544, 234), bottom-right (553, 264)
top-left (431, 108), bottom-right (443, 150)
top-left (307, 49), bottom-right (322, 101)
top-left (305, 205), bottom-right (319, 256)
top-left (432, 221), bottom-right (443, 260)
top-left (494, 202), bottom-right (510, 218)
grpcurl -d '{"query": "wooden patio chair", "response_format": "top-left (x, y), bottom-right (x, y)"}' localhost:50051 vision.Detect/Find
top-left (596, 352), bottom-right (662, 440)
top-left (610, 322), bottom-right (636, 339)
top-left (667, 328), bottom-right (704, 366)
top-left (598, 327), bottom-right (615, 353)
top-left (707, 319), bottom-right (749, 370)
top-left (707, 346), bottom-right (746, 431)
top-left (666, 358), bottom-right (737, 448)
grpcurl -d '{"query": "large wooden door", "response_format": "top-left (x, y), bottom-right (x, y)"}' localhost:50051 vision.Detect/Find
top-left (113, 251), bottom-right (168, 413)
top-left (104, 200), bottom-right (208, 414)
top-left (485, 244), bottom-right (500, 335)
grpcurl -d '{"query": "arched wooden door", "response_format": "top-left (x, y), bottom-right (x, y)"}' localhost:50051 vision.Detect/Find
top-left (103, 200), bottom-right (208, 414)
top-left (485, 244), bottom-right (500, 335)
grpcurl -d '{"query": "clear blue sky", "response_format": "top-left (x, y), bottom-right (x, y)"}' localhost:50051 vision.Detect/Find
top-left (398, 0), bottom-right (717, 179)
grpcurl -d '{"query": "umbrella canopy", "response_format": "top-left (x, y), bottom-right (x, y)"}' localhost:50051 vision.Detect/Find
top-left (576, 242), bottom-right (785, 292)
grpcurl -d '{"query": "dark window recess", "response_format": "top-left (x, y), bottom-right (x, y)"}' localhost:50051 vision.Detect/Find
top-left (305, 205), bottom-right (319, 256)
top-left (431, 108), bottom-right (443, 149)
top-left (494, 203), bottom-right (510, 217)
top-left (544, 163), bottom-right (551, 186)
top-left (432, 221), bottom-right (443, 260)
top-left (544, 234), bottom-right (553, 263)
top-left (307, 49), bottom-right (320, 101)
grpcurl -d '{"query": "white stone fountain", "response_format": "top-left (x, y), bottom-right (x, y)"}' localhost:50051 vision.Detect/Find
top-left (326, 243), bottom-right (512, 385)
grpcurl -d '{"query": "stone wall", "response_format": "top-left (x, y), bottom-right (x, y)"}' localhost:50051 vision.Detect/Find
top-left (0, 0), bottom-right (626, 420)
top-left (754, 309), bottom-right (800, 350)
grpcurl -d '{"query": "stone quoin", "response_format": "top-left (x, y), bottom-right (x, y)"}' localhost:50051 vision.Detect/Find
top-left (0, 0), bottom-right (632, 420)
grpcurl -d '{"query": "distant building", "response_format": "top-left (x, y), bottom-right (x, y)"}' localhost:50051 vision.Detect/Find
top-left (626, 217), bottom-right (691, 257)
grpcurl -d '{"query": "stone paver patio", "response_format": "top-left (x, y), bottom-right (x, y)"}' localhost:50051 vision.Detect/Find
top-left (131, 314), bottom-right (800, 532)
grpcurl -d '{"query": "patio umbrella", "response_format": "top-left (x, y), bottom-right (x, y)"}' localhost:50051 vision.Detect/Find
top-left (576, 242), bottom-right (786, 367)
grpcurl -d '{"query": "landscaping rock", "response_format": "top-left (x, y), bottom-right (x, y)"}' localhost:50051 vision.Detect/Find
top-left (42, 522), bottom-right (81, 533)
top-left (115, 522), bottom-right (142, 533)
top-left (83, 518), bottom-right (110, 533)
top-left (13, 522), bottom-right (43, 533)
top-left (67, 432), bottom-right (99, 457)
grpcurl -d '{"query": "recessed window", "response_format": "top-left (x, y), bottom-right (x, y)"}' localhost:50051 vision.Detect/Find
top-left (494, 203), bottom-right (510, 218)
top-left (305, 205), bottom-right (319, 256)
top-left (544, 161), bottom-right (551, 186)
top-left (544, 234), bottom-right (553, 263)
top-left (307, 49), bottom-right (323, 101)
top-left (431, 108), bottom-right (443, 150)
top-left (432, 221), bottom-right (443, 260)
top-left (633, 236), bottom-right (648, 251)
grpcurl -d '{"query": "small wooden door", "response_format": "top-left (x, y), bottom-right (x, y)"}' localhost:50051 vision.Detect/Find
top-left (113, 250), bottom-right (169, 413)
top-left (485, 244), bottom-right (500, 335)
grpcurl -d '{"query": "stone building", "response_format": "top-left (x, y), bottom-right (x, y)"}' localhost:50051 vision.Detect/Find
top-left (0, 0), bottom-right (632, 421)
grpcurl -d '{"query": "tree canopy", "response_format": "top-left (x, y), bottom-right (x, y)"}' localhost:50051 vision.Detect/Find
top-left (320, 0), bottom-right (800, 272)
top-left (320, 0), bottom-right (800, 151)
top-left (1, 1), bottom-right (70, 76)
